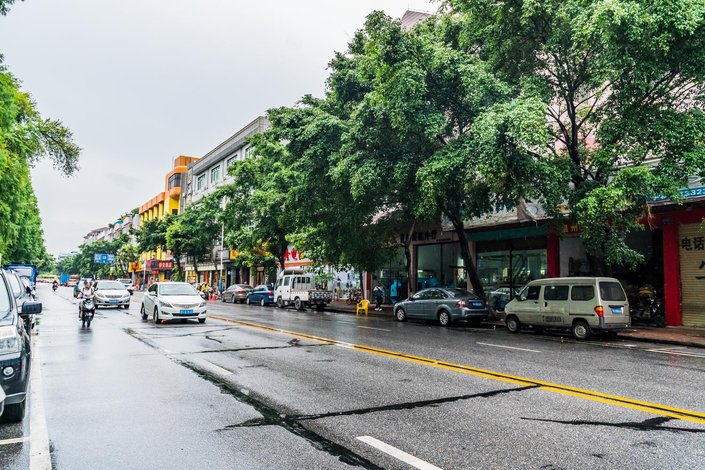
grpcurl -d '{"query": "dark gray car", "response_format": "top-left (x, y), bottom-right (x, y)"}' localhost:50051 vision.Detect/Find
top-left (394, 288), bottom-right (488, 326)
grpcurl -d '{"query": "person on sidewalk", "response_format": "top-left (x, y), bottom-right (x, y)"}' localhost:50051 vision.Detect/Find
top-left (374, 282), bottom-right (384, 311)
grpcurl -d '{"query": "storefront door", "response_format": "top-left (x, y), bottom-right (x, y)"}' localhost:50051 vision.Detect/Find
top-left (679, 223), bottom-right (705, 327)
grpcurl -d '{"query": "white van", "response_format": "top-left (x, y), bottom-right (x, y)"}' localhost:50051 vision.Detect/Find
top-left (274, 270), bottom-right (333, 311)
top-left (504, 277), bottom-right (630, 340)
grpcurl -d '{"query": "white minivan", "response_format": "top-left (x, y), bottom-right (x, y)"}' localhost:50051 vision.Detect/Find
top-left (504, 277), bottom-right (630, 340)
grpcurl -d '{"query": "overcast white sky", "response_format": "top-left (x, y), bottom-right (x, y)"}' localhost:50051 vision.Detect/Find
top-left (0, 0), bottom-right (435, 255)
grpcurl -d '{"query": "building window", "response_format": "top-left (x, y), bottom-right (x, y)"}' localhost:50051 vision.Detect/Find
top-left (168, 173), bottom-right (181, 190)
top-left (210, 165), bottom-right (221, 183)
top-left (171, 209), bottom-right (178, 215)
top-left (226, 156), bottom-right (235, 169)
top-left (244, 146), bottom-right (253, 159)
top-left (196, 174), bottom-right (206, 191)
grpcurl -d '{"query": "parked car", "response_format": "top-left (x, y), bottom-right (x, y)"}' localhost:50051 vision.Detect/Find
top-left (504, 277), bottom-right (631, 340)
top-left (394, 288), bottom-right (489, 326)
top-left (4, 264), bottom-right (37, 289)
top-left (4, 271), bottom-right (35, 331)
top-left (93, 280), bottom-right (131, 309)
top-left (116, 278), bottom-right (134, 295)
top-left (222, 284), bottom-right (253, 304)
top-left (246, 284), bottom-right (275, 306)
top-left (140, 282), bottom-right (207, 325)
top-left (0, 269), bottom-right (42, 422)
top-left (274, 270), bottom-right (332, 311)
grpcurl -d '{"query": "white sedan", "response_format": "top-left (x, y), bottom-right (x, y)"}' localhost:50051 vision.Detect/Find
top-left (140, 282), bottom-right (207, 325)
top-left (93, 280), bottom-right (131, 309)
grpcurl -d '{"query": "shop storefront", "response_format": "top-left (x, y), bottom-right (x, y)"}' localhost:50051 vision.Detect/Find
top-left (471, 226), bottom-right (550, 311)
top-left (675, 221), bottom-right (705, 327)
top-left (416, 242), bottom-right (465, 290)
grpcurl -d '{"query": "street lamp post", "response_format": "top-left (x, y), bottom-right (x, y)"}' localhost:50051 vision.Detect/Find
top-left (218, 221), bottom-right (224, 294)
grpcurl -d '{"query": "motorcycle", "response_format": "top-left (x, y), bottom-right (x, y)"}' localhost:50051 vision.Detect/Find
top-left (345, 289), bottom-right (362, 305)
top-left (52, 283), bottom-right (58, 292)
top-left (627, 284), bottom-right (666, 328)
top-left (80, 297), bottom-right (95, 328)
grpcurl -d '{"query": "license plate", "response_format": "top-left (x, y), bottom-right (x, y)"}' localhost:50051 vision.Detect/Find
top-left (611, 307), bottom-right (623, 314)
top-left (471, 301), bottom-right (483, 308)
top-left (109, 299), bottom-right (119, 303)
top-left (180, 309), bottom-right (193, 315)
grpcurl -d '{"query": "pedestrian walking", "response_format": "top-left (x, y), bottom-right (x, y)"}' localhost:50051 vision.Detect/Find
top-left (374, 282), bottom-right (384, 311)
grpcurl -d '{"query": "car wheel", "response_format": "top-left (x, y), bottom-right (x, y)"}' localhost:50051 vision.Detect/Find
top-left (395, 307), bottom-right (407, 322)
top-left (123, 303), bottom-right (129, 310)
top-left (246, 297), bottom-right (251, 305)
top-left (438, 310), bottom-right (452, 327)
top-left (2, 400), bottom-right (26, 422)
top-left (506, 315), bottom-right (521, 333)
top-left (572, 320), bottom-right (590, 340)
top-left (154, 308), bottom-right (161, 325)
top-left (198, 318), bottom-right (206, 324)
top-left (294, 298), bottom-right (303, 311)
top-left (260, 298), bottom-right (266, 307)
top-left (276, 297), bottom-right (284, 309)
top-left (140, 303), bottom-right (148, 320)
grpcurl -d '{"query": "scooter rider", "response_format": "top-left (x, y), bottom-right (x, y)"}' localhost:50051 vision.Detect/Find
top-left (77, 280), bottom-right (95, 318)
top-left (52, 279), bottom-right (59, 291)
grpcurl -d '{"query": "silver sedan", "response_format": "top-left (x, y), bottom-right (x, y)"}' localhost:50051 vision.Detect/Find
top-left (221, 284), bottom-right (253, 304)
top-left (394, 288), bottom-right (488, 326)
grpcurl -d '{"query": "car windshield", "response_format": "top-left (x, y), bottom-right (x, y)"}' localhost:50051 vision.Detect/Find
top-left (0, 276), bottom-right (11, 318)
top-left (160, 284), bottom-right (197, 296)
top-left (445, 288), bottom-right (480, 300)
top-left (237, 285), bottom-right (251, 290)
top-left (96, 281), bottom-right (125, 290)
top-left (5, 274), bottom-right (21, 296)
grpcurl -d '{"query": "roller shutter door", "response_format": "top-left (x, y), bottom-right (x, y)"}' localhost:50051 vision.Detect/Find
top-left (679, 223), bottom-right (705, 327)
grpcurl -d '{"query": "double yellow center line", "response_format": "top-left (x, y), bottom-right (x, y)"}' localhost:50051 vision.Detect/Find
top-left (211, 316), bottom-right (705, 426)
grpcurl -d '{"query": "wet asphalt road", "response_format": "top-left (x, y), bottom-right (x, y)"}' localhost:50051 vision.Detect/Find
top-left (3, 285), bottom-right (705, 469)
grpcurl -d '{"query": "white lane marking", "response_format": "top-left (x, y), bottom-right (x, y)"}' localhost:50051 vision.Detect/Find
top-left (0, 437), bottom-right (28, 446)
top-left (357, 436), bottom-right (443, 470)
top-left (357, 326), bottom-right (391, 332)
top-left (476, 342), bottom-right (541, 353)
top-left (647, 346), bottom-right (686, 352)
top-left (29, 345), bottom-right (51, 470)
top-left (195, 359), bottom-right (233, 376)
top-left (646, 350), bottom-right (705, 358)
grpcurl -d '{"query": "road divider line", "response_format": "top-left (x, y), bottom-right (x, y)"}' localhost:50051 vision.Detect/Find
top-left (29, 344), bottom-right (51, 470)
top-left (0, 437), bottom-right (28, 446)
top-left (209, 316), bottom-right (705, 425)
top-left (357, 326), bottom-right (391, 332)
top-left (476, 342), bottom-right (541, 353)
top-left (194, 358), bottom-right (233, 376)
top-left (356, 436), bottom-right (443, 470)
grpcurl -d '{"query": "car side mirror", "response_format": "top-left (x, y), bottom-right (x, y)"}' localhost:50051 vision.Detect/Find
top-left (25, 286), bottom-right (32, 295)
top-left (21, 301), bottom-right (42, 315)
top-left (514, 294), bottom-right (524, 301)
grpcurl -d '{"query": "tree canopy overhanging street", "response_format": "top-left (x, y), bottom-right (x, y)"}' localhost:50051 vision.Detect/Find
top-left (2, 1), bottom-right (705, 468)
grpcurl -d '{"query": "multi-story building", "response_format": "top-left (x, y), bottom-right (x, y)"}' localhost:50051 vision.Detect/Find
top-left (179, 116), bottom-right (269, 287)
top-left (133, 155), bottom-right (199, 286)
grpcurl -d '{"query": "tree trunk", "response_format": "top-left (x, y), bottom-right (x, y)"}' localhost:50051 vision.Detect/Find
top-left (403, 222), bottom-right (416, 295)
top-left (447, 211), bottom-right (485, 298)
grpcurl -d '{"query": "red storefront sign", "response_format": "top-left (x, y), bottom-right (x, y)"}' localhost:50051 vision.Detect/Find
top-left (149, 260), bottom-right (174, 271)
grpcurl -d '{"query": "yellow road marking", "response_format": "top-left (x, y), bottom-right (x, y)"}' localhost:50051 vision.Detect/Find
top-left (211, 316), bottom-right (705, 425)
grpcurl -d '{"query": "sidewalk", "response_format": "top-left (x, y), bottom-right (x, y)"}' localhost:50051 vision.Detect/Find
top-left (326, 301), bottom-right (705, 348)
top-left (618, 326), bottom-right (705, 348)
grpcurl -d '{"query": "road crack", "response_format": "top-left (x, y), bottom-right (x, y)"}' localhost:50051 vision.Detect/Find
top-left (225, 385), bottom-right (538, 428)
top-left (521, 416), bottom-right (705, 433)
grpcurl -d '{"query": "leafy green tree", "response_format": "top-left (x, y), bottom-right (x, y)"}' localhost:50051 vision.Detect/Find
top-left (166, 195), bottom-right (221, 280)
top-left (116, 242), bottom-right (139, 277)
top-left (0, 6), bottom-right (80, 265)
top-left (449, 0), bottom-right (705, 273)
top-left (136, 217), bottom-right (172, 254)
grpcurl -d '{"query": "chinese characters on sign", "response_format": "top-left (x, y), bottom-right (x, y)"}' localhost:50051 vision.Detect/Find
top-left (149, 260), bottom-right (174, 271)
top-left (681, 236), bottom-right (705, 251)
top-left (399, 230), bottom-right (438, 243)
